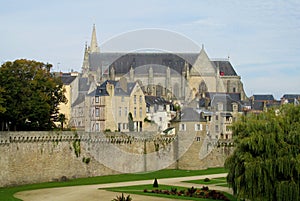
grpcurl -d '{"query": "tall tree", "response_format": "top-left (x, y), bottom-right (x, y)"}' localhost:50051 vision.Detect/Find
top-left (58, 113), bottom-right (66, 130)
top-left (0, 87), bottom-right (5, 114)
top-left (225, 104), bottom-right (300, 201)
top-left (0, 59), bottom-right (66, 131)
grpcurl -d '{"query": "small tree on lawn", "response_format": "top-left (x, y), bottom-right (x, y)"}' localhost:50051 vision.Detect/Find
top-left (153, 178), bottom-right (159, 188)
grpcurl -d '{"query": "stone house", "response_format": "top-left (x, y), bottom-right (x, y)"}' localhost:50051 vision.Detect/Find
top-left (85, 78), bottom-right (146, 132)
top-left (145, 96), bottom-right (174, 131)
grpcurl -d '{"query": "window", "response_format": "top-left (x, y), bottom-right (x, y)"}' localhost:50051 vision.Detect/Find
top-left (123, 123), bottom-right (128, 130)
top-left (95, 108), bottom-right (100, 117)
top-left (159, 117), bottom-right (163, 122)
top-left (95, 123), bottom-right (99, 131)
top-left (215, 125), bottom-right (219, 133)
top-left (119, 107), bottom-right (122, 116)
top-left (139, 107), bottom-right (142, 117)
top-left (233, 104), bottom-right (238, 111)
top-left (233, 87), bottom-right (236, 93)
top-left (134, 107), bottom-right (137, 117)
top-left (195, 124), bottom-right (202, 131)
top-left (124, 107), bottom-right (128, 116)
top-left (139, 95), bottom-right (142, 103)
top-left (216, 115), bottom-right (219, 121)
top-left (121, 96), bottom-right (124, 102)
top-left (217, 103), bottom-right (223, 111)
top-left (118, 123), bottom-right (121, 131)
top-left (95, 96), bottom-right (99, 103)
top-left (196, 137), bottom-right (201, 141)
top-left (134, 95), bottom-right (137, 104)
top-left (179, 123), bottom-right (186, 131)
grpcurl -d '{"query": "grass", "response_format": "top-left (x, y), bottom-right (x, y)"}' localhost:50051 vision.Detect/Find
top-left (0, 167), bottom-right (227, 201)
top-left (184, 177), bottom-right (228, 186)
top-left (103, 184), bottom-right (237, 201)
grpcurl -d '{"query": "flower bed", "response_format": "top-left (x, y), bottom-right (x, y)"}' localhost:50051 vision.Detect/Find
top-left (143, 186), bottom-right (230, 201)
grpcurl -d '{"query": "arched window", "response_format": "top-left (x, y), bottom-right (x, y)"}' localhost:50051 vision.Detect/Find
top-left (173, 83), bottom-right (179, 98)
top-left (199, 81), bottom-right (207, 96)
top-left (156, 84), bottom-right (163, 97)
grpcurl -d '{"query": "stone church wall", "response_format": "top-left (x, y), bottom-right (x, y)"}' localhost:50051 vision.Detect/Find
top-left (0, 131), bottom-right (232, 187)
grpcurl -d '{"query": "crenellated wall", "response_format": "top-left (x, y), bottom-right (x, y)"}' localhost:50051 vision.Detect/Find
top-left (0, 131), bottom-right (233, 187)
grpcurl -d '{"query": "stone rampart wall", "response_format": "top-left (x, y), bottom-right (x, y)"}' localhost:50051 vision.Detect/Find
top-left (0, 131), bottom-right (232, 187)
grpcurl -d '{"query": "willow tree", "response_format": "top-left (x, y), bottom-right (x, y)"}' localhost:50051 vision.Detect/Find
top-left (225, 104), bottom-right (300, 201)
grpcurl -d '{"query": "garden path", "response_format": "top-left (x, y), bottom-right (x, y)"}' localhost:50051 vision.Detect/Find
top-left (15, 173), bottom-right (230, 201)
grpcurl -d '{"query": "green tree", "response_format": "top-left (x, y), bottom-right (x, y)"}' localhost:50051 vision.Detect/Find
top-left (0, 87), bottom-right (5, 114)
top-left (0, 59), bottom-right (66, 131)
top-left (225, 104), bottom-right (300, 201)
top-left (58, 113), bottom-right (66, 130)
top-left (128, 112), bottom-right (134, 132)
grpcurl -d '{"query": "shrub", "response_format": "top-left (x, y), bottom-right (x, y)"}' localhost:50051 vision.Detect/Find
top-left (82, 157), bottom-right (91, 164)
top-left (171, 187), bottom-right (177, 194)
top-left (153, 178), bottom-right (158, 188)
top-left (204, 177), bottom-right (210, 182)
top-left (111, 193), bottom-right (132, 201)
top-left (201, 186), bottom-right (209, 191)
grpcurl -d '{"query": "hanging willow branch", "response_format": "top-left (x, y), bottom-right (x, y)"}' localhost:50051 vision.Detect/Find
top-left (225, 104), bottom-right (300, 201)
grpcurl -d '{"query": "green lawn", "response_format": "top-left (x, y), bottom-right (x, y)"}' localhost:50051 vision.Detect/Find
top-left (103, 184), bottom-right (237, 201)
top-left (0, 167), bottom-right (227, 201)
top-left (184, 177), bottom-right (228, 186)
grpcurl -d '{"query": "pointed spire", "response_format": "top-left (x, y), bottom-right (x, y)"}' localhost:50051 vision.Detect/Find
top-left (90, 24), bottom-right (100, 53)
top-left (82, 41), bottom-right (90, 77)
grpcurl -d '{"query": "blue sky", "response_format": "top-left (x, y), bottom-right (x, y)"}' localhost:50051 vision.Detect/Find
top-left (0, 0), bottom-right (299, 99)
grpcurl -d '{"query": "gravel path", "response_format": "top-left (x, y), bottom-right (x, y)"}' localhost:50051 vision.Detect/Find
top-left (15, 173), bottom-right (231, 201)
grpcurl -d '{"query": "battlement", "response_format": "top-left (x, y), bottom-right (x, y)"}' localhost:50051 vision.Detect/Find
top-left (0, 131), bottom-right (176, 145)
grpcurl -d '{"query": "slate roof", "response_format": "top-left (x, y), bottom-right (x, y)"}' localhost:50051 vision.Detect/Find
top-left (145, 96), bottom-right (170, 107)
top-left (89, 52), bottom-right (238, 76)
top-left (282, 94), bottom-right (300, 103)
top-left (61, 76), bottom-right (76, 85)
top-left (206, 92), bottom-right (241, 102)
top-left (198, 93), bottom-right (242, 112)
top-left (78, 77), bottom-right (90, 92)
top-left (213, 61), bottom-right (237, 76)
top-left (282, 94), bottom-right (300, 99)
top-left (72, 93), bottom-right (85, 107)
top-left (178, 107), bottom-right (207, 122)
top-left (88, 80), bottom-right (138, 97)
top-left (253, 94), bottom-right (275, 101)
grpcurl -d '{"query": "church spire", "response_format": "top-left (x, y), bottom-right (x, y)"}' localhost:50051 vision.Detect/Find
top-left (82, 42), bottom-right (90, 77)
top-left (90, 24), bottom-right (100, 53)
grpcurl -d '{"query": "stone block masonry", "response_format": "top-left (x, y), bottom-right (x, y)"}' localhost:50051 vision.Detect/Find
top-left (0, 131), bottom-right (232, 187)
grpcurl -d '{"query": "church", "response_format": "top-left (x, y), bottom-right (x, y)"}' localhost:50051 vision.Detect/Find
top-left (81, 25), bottom-right (247, 103)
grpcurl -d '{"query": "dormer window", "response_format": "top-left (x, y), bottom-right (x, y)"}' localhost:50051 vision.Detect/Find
top-left (95, 96), bottom-right (99, 103)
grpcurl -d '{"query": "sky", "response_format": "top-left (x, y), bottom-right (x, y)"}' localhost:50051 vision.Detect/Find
top-left (0, 0), bottom-right (299, 99)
